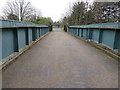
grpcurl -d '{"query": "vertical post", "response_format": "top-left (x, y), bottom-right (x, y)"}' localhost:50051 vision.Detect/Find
top-left (71, 28), bottom-right (72, 34)
top-left (74, 28), bottom-right (75, 34)
top-left (44, 28), bottom-right (47, 34)
top-left (68, 27), bottom-right (69, 32)
top-left (86, 28), bottom-right (88, 40)
top-left (39, 28), bottom-right (41, 37)
top-left (64, 25), bottom-right (67, 32)
top-left (74, 28), bottom-right (76, 35)
top-left (37, 27), bottom-right (39, 38)
top-left (38, 28), bottom-right (40, 37)
top-left (25, 27), bottom-right (29, 45)
top-left (41, 28), bottom-right (42, 36)
top-left (88, 28), bottom-right (93, 40)
top-left (81, 29), bottom-right (83, 37)
top-left (0, 28), bottom-right (2, 61)
top-left (42, 28), bottom-right (43, 35)
top-left (72, 28), bottom-right (73, 34)
top-left (76, 28), bottom-right (77, 35)
top-left (113, 29), bottom-right (120, 50)
top-left (32, 28), bottom-right (36, 41)
top-left (98, 29), bottom-right (103, 43)
top-left (13, 28), bottom-right (19, 52)
top-left (49, 25), bottom-right (52, 32)
top-left (78, 28), bottom-right (79, 36)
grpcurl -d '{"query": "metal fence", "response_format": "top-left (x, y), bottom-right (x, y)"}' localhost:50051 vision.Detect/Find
top-left (0, 20), bottom-right (50, 62)
top-left (68, 23), bottom-right (120, 51)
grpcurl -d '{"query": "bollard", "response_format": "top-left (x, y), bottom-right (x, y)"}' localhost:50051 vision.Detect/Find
top-left (49, 25), bottom-right (53, 32)
top-left (64, 25), bottom-right (67, 32)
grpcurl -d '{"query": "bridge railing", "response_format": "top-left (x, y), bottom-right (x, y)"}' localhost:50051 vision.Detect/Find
top-left (0, 20), bottom-right (50, 64)
top-left (68, 23), bottom-right (120, 52)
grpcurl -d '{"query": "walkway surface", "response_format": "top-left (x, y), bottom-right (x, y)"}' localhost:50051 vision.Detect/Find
top-left (3, 28), bottom-right (118, 88)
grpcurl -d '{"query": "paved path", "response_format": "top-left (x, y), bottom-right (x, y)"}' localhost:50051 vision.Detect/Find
top-left (3, 28), bottom-right (118, 88)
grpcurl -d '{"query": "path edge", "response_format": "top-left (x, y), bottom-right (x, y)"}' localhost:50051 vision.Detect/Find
top-left (0, 32), bottom-right (50, 70)
top-left (67, 32), bottom-right (120, 62)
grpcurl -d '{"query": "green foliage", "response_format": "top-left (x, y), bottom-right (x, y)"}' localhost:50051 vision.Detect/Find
top-left (7, 13), bottom-right (19, 20)
top-left (62, 1), bottom-right (87, 25)
top-left (92, 2), bottom-right (119, 23)
top-left (62, 1), bottom-right (120, 25)
top-left (33, 17), bottom-right (53, 25)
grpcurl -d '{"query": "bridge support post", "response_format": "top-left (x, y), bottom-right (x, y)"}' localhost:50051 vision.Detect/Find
top-left (81, 29), bottom-right (83, 37)
top-left (88, 28), bottom-right (93, 40)
top-left (32, 28), bottom-right (37, 41)
top-left (0, 28), bottom-right (2, 60)
top-left (98, 29), bottom-right (103, 43)
top-left (25, 28), bottom-right (29, 45)
top-left (113, 29), bottom-right (120, 50)
top-left (78, 28), bottom-right (80, 36)
top-left (13, 28), bottom-right (19, 52)
top-left (38, 28), bottom-right (40, 37)
top-left (86, 29), bottom-right (89, 40)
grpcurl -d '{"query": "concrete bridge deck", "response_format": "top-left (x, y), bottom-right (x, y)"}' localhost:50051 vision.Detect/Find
top-left (2, 28), bottom-right (118, 88)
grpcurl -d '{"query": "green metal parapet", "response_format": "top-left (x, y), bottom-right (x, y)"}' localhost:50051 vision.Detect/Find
top-left (68, 23), bottom-right (120, 59)
top-left (0, 20), bottom-right (49, 28)
top-left (0, 20), bottom-right (50, 65)
top-left (68, 23), bottom-right (120, 29)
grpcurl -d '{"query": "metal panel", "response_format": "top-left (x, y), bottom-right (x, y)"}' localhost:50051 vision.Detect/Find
top-left (36, 28), bottom-right (39, 38)
top-left (0, 29), bottom-right (2, 61)
top-left (101, 30), bottom-right (116, 49)
top-left (78, 29), bottom-right (81, 37)
top-left (114, 30), bottom-right (120, 51)
top-left (28, 28), bottom-right (33, 43)
top-left (82, 29), bottom-right (88, 39)
top-left (69, 22), bottom-right (120, 29)
top-left (18, 28), bottom-right (26, 50)
top-left (92, 29), bottom-right (100, 42)
top-left (2, 29), bottom-right (14, 59)
top-left (0, 20), bottom-right (49, 61)
top-left (69, 23), bottom-right (119, 51)
top-left (0, 20), bottom-right (49, 28)
top-left (32, 28), bottom-right (37, 41)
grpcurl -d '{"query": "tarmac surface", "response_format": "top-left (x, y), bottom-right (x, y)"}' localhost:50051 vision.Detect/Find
top-left (2, 28), bottom-right (118, 88)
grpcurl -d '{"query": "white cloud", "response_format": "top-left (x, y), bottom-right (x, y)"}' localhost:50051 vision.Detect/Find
top-left (28, 0), bottom-right (76, 21)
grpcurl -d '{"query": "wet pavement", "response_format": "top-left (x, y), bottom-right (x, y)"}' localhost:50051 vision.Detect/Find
top-left (2, 28), bottom-right (118, 88)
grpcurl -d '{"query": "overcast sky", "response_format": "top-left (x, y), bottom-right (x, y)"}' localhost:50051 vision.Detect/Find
top-left (0, 0), bottom-right (94, 21)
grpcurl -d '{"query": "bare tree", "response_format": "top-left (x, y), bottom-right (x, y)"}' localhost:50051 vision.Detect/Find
top-left (3, 0), bottom-right (41, 21)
